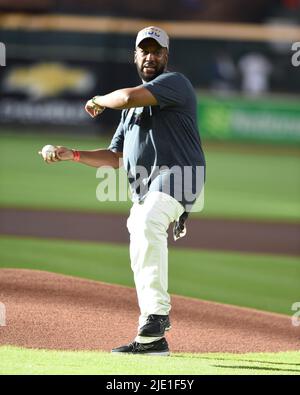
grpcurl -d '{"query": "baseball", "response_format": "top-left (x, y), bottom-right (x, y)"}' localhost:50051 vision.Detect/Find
top-left (41, 144), bottom-right (56, 160)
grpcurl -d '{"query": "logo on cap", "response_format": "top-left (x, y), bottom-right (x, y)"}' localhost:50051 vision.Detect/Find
top-left (136, 26), bottom-right (169, 50)
top-left (143, 27), bottom-right (161, 38)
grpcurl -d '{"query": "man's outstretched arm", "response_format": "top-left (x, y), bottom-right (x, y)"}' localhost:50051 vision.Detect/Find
top-left (85, 86), bottom-right (158, 117)
top-left (39, 147), bottom-right (123, 168)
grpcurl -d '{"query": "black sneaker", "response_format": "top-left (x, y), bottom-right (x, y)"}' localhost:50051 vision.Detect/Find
top-left (111, 337), bottom-right (170, 356)
top-left (138, 314), bottom-right (171, 337)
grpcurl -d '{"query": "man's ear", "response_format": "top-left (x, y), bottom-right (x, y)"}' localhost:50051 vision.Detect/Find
top-left (164, 51), bottom-right (169, 68)
top-left (134, 50), bottom-right (137, 64)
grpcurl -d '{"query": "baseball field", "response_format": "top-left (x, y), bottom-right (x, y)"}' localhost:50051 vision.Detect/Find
top-left (0, 131), bottom-right (299, 375)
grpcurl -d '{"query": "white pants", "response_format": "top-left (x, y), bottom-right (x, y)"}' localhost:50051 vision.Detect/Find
top-left (126, 191), bottom-right (184, 338)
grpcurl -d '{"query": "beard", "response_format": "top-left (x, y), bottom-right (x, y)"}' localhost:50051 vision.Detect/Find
top-left (136, 62), bottom-right (166, 82)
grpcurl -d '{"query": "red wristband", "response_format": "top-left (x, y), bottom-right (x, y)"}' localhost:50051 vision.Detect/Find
top-left (72, 150), bottom-right (80, 162)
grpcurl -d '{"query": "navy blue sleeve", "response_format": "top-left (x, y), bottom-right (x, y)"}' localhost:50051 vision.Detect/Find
top-left (143, 72), bottom-right (189, 109)
top-left (108, 111), bottom-right (126, 153)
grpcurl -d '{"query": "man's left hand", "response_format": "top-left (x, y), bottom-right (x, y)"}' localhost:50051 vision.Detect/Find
top-left (85, 98), bottom-right (105, 118)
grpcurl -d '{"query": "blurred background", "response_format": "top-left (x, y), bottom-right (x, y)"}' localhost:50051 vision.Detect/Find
top-left (0, 0), bottom-right (300, 136)
top-left (0, 0), bottom-right (299, 315)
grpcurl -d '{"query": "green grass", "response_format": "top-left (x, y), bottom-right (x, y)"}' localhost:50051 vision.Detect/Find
top-left (0, 132), bottom-right (130, 214)
top-left (0, 131), bottom-right (299, 221)
top-left (205, 149), bottom-right (300, 221)
top-left (0, 346), bottom-right (299, 375)
top-left (1, 236), bottom-right (299, 316)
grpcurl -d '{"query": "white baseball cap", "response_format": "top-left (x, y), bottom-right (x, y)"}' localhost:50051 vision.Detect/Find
top-left (135, 26), bottom-right (169, 50)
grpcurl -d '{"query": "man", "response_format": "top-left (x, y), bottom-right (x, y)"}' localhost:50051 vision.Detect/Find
top-left (41, 26), bottom-right (205, 356)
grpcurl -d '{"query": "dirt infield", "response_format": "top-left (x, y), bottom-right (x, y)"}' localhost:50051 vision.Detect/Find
top-left (0, 269), bottom-right (299, 353)
top-left (1, 208), bottom-right (299, 255)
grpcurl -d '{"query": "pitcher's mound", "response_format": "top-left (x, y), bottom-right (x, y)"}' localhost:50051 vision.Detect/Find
top-left (0, 269), bottom-right (298, 353)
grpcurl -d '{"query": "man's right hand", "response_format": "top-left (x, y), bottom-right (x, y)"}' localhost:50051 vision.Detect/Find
top-left (38, 146), bottom-right (74, 164)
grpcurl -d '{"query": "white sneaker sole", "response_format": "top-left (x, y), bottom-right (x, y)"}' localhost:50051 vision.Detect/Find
top-left (111, 350), bottom-right (170, 356)
top-left (144, 350), bottom-right (170, 356)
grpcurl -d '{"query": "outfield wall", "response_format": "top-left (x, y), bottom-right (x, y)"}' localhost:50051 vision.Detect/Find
top-left (1, 13), bottom-right (299, 144)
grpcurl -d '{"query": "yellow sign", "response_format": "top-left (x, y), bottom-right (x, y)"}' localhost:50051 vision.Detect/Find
top-left (5, 62), bottom-right (94, 98)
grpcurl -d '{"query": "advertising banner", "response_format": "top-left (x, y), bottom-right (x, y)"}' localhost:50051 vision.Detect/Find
top-left (198, 94), bottom-right (300, 144)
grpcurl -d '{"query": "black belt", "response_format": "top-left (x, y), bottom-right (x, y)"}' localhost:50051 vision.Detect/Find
top-left (173, 211), bottom-right (189, 241)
